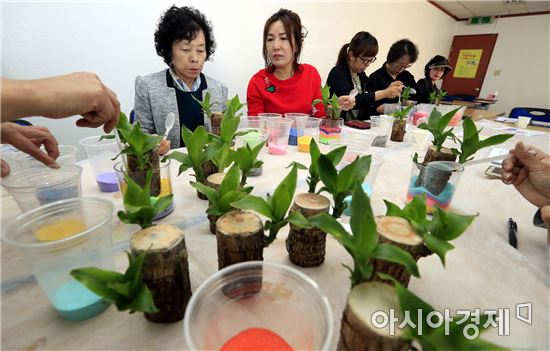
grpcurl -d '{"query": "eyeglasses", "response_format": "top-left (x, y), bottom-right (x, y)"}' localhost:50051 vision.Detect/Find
top-left (392, 62), bottom-right (413, 70)
top-left (358, 56), bottom-right (377, 65)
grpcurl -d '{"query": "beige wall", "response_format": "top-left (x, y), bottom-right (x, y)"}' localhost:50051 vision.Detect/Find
top-left (453, 14), bottom-right (550, 115)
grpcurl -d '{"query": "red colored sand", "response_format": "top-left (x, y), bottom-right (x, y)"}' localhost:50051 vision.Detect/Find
top-left (220, 328), bottom-right (294, 351)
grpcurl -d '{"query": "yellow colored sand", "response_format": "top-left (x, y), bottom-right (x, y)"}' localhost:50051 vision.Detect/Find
top-left (34, 219), bottom-right (86, 242)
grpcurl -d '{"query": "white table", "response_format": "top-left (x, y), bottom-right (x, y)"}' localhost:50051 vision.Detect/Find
top-left (2, 123), bottom-right (548, 350)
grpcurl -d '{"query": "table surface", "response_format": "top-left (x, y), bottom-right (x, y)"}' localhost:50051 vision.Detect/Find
top-left (2, 121), bottom-right (549, 350)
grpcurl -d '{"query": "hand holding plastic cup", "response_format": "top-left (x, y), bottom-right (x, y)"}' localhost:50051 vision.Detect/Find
top-left (266, 118), bottom-right (293, 155)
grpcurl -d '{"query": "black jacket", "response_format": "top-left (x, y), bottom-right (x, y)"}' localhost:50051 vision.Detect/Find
top-left (326, 62), bottom-right (376, 120)
top-left (416, 77), bottom-right (440, 104)
top-left (368, 62), bottom-right (417, 111)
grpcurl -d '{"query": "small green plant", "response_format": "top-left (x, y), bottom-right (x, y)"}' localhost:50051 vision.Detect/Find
top-left (380, 274), bottom-right (508, 351)
top-left (231, 165), bottom-right (307, 245)
top-left (418, 107), bottom-right (461, 153)
top-left (117, 170), bottom-right (173, 229)
top-left (191, 163), bottom-right (252, 217)
top-left (429, 90), bottom-right (447, 104)
top-left (70, 251), bottom-right (158, 314)
top-left (193, 91), bottom-right (216, 119)
top-left (401, 86), bottom-right (413, 102)
top-left (313, 84), bottom-right (341, 119)
top-left (383, 194), bottom-right (476, 265)
top-left (234, 141), bottom-right (264, 186)
top-left (390, 104), bottom-right (414, 122)
top-left (164, 126), bottom-right (216, 183)
top-left (452, 118), bottom-right (514, 164)
top-left (317, 153), bottom-right (372, 218)
top-left (289, 139), bottom-right (346, 193)
top-left (115, 114), bottom-right (162, 171)
top-left (308, 185), bottom-right (420, 287)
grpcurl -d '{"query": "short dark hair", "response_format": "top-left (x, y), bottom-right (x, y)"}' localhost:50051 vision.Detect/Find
top-left (387, 39), bottom-right (419, 64)
top-left (154, 6), bottom-right (216, 65)
top-left (263, 9), bottom-right (305, 73)
top-left (424, 55), bottom-right (451, 78)
top-left (336, 31), bottom-right (378, 66)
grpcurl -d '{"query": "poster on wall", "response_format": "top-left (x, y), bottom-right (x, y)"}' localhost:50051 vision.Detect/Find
top-left (453, 49), bottom-right (483, 78)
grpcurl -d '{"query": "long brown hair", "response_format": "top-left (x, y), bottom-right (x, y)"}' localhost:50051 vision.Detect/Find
top-left (262, 9), bottom-right (305, 73)
top-left (336, 31), bottom-right (378, 66)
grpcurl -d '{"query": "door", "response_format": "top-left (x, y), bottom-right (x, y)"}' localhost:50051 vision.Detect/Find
top-left (442, 34), bottom-right (498, 98)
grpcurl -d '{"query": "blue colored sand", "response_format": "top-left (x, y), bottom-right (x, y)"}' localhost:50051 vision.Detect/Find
top-left (343, 183), bottom-right (373, 216)
top-left (288, 128), bottom-right (298, 145)
top-left (407, 175), bottom-right (455, 205)
top-left (52, 280), bottom-right (110, 320)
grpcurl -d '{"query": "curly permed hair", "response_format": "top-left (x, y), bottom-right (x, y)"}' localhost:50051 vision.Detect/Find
top-left (154, 5), bottom-right (216, 65)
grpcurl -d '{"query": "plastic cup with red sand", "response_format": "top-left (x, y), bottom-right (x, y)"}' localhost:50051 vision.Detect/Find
top-left (266, 118), bottom-right (293, 155)
top-left (79, 135), bottom-right (120, 192)
top-left (184, 261), bottom-right (333, 351)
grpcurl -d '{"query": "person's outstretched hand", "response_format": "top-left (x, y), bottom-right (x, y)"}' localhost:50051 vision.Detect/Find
top-left (338, 95), bottom-right (356, 111)
top-left (2, 72), bottom-right (120, 133)
top-left (501, 141), bottom-right (550, 208)
top-left (0, 123), bottom-right (60, 169)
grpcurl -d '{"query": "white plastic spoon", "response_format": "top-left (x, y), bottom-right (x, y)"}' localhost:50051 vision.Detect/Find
top-left (349, 88), bottom-right (359, 99)
top-left (163, 112), bottom-right (176, 139)
top-left (428, 154), bottom-right (509, 172)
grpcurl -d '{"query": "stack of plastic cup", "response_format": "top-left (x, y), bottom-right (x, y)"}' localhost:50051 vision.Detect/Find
top-left (14, 145), bottom-right (78, 169)
top-left (2, 198), bottom-right (115, 320)
top-left (295, 117), bottom-right (321, 153)
top-left (266, 118), bottom-right (293, 155)
top-left (2, 165), bottom-right (83, 212)
top-left (284, 113), bottom-right (308, 146)
top-left (79, 135), bottom-right (120, 192)
top-left (239, 116), bottom-right (267, 130)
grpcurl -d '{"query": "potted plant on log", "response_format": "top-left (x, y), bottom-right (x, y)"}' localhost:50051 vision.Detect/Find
top-left (218, 165), bottom-right (308, 269)
top-left (307, 185), bottom-right (420, 351)
top-left (429, 90), bottom-right (447, 105)
top-left (194, 91), bottom-right (222, 135)
top-left (317, 153), bottom-right (372, 218)
top-left (389, 104), bottom-right (413, 142)
top-left (371, 194), bottom-right (476, 286)
top-left (191, 163), bottom-right (253, 234)
top-left (416, 107), bottom-right (460, 164)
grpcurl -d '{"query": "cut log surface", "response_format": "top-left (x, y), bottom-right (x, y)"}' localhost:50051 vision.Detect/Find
top-left (422, 145), bottom-right (456, 165)
top-left (371, 216), bottom-right (431, 286)
top-left (287, 193), bottom-right (331, 268)
top-left (206, 172), bottom-right (225, 192)
top-left (130, 224), bottom-right (192, 323)
top-left (216, 210), bottom-right (265, 270)
top-left (338, 282), bottom-right (409, 351)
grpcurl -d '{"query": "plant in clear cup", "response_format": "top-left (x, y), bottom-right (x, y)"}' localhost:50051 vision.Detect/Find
top-left (389, 105), bottom-right (414, 142)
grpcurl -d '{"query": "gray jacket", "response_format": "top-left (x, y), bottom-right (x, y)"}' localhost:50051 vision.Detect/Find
top-left (134, 69), bottom-right (228, 148)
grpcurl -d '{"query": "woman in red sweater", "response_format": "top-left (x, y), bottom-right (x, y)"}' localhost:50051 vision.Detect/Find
top-left (247, 9), bottom-right (354, 117)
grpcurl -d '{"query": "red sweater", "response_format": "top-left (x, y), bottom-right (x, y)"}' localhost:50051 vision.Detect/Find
top-left (246, 64), bottom-right (325, 117)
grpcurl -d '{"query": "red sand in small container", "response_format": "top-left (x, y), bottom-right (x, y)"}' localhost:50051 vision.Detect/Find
top-left (220, 328), bottom-right (294, 351)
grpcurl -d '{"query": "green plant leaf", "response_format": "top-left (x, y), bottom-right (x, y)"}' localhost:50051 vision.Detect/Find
top-left (424, 234), bottom-right (455, 265)
top-left (383, 199), bottom-right (404, 217)
top-left (219, 163), bottom-right (240, 197)
top-left (270, 165), bottom-right (298, 221)
top-left (317, 154), bottom-right (338, 194)
top-left (336, 155), bottom-right (371, 194)
top-left (286, 211), bottom-right (313, 229)
top-left (429, 207), bottom-right (477, 241)
top-left (349, 183), bottom-right (377, 258)
top-left (309, 213), bottom-right (354, 249)
top-left (190, 181), bottom-right (219, 203)
top-left (372, 243), bottom-right (420, 278)
top-left (402, 193), bottom-right (428, 226)
top-left (152, 195), bottom-right (173, 218)
top-left (127, 283), bottom-right (159, 313)
top-left (218, 190), bottom-right (248, 213)
top-left (70, 267), bottom-right (125, 302)
top-left (231, 195), bottom-right (273, 220)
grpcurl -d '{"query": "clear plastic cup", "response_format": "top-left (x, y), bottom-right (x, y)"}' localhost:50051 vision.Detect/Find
top-left (14, 145), bottom-right (78, 169)
top-left (239, 116), bottom-right (267, 130)
top-left (114, 160), bottom-right (174, 220)
top-left (2, 165), bottom-right (83, 212)
top-left (266, 118), bottom-right (293, 155)
top-left (319, 118), bottom-right (344, 145)
top-left (284, 113), bottom-right (309, 146)
top-left (294, 117), bottom-right (321, 152)
top-left (2, 197), bottom-right (115, 320)
top-left (258, 113), bottom-right (282, 119)
top-left (0, 144), bottom-right (23, 174)
top-left (234, 128), bottom-right (269, 177)
top-left (184, 261), bottom-right (333, 350)
top-left (410, 128), bottom-right (431, 151)
top-left (79, 135), bottom-right (120, 192)
top-left (370, 116), bottom-right (393, 147)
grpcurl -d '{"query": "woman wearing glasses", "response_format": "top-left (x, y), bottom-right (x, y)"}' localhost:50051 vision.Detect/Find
top-left (247, 9), bottom-right (354, 117)
top-left (368, 38), bottom-right (419, 114)
top-left (326, 31), bottom-right (402, 121)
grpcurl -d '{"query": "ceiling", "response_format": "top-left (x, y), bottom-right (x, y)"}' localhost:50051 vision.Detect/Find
top-left (430, 0), bottom-right (550, 20)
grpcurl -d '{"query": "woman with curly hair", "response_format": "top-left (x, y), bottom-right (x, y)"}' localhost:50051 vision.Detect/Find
top-left (134, 5), bottom-right (227, 151)
top-left (246, 8), bottom-right (354, 117)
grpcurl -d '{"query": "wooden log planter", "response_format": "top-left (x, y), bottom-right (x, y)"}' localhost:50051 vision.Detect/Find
top-left (210, 112), bottom-right (223, 136)
top-left (390, 120), bottom-right (406, 142)
top-left (370, 216), bottom-right (430, 287)
top-left (206, 172), bottom-right (225, 234)
top-left (197, 160), bottom-right (218, 200)
top-left (130, 224), bottom-right (192, 323)
top-left (216, 210), bottom-right (265, 270)
top-left (338, 282), bottom-right (410, 351)
top-left (422, 145), bottom-right (457, 165)
top-left (286, 193), bottom-right (331, 267)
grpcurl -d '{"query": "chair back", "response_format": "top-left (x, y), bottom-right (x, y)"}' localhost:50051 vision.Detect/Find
top-left (509, 107), bottom-right (550, 123)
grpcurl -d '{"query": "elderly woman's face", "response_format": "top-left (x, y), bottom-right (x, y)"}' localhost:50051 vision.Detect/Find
top-left (388, 55), bottom-right (412, 75)
top-left (266, 20), bottom-right (295, 72)
top-left (171, 29), bottom-right (207, 85)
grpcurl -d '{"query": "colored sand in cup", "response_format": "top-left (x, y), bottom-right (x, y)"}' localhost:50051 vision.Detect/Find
top-left (220, 328), bottom-right (294, 351)
top-left (52, 280), bottom-right (110, 321)
top-left (343, 183), bottom-right (373, 216)
top-left (96, 171), bottom-right (119, 192)
top-left (269, 144), bottom-right (287, 155)
top-left (407, 175), bottom-right (455, 212)
top-left (36, 184), bottom-right (79, 205)
top-left (297, 136), bottom-right (312, 153)
top-left (243, 131), bottom-right (264, 148)
top-left (34, 218), bottom-right (86, 242)
top-left (289, 128), bottom-right (298, 146)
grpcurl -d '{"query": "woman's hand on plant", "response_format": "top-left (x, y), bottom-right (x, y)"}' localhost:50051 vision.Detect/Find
top-left (501, 142), bottom-right (550, 208)
top-left (158, 138), bottom-right (171, 156)
top-left (338, 95), bottom-right (355, 111)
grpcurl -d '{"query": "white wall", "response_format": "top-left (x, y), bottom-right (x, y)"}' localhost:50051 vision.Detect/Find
top-left (453, 14), bottom-right (550, 116)
top-left (2, 0), bottom-right (455, 158)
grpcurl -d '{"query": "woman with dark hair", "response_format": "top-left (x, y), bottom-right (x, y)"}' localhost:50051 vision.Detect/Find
top-left (326, 31), bottom-right (403, 121)
top-left (369, 38), bottom-right (419, 114)
top-left (134, 5), bottom-right (227, 151)
top-left (246, 9), bottom-right (354, 117)
top-left (416, 55), bottom-right (452, 104)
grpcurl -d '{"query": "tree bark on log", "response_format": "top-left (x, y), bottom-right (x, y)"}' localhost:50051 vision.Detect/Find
top-left (390, 120), bottom-right (406, 142)
top-left (286, 193), bottom-right (331, 267)
top-left (205, 172), bottom-right (226, 234)
top-left (130, 224), bottom-right (192, 323)
top-left (369, 216), bottom-right (431, 287)
top-left (197, 160), bottom-right (218, 200)
top-left (210, 112), bottom-right (223, 136)
top-left (126, 147), bottom-right (161, 196)
top-left (337, 282), bottom-right (409, 351)
top-left (216, 210), bottom-right (265, 270)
